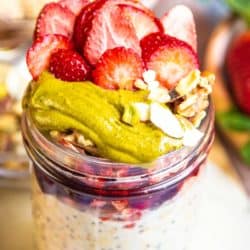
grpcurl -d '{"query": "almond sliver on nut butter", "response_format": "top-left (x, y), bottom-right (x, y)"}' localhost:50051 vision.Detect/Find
top-left (150, 102), bottom-right (184, 138)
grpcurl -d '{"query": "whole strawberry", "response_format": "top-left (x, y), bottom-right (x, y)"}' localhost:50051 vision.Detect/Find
top-left (49, 49), bottom-right (90, 81)
top-left (227, 32), bottom-right (250, 114)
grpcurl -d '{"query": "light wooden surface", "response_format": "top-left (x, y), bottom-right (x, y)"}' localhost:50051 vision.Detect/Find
top-left (0, 180), bottom-right (32, 250)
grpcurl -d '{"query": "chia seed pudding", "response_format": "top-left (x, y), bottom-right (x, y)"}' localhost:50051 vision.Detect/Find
top-left (32, 164), bottom-right (204, 250)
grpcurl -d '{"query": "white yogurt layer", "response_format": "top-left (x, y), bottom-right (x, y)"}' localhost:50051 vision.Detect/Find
top-left (32, 167), bottom-right (204, 250)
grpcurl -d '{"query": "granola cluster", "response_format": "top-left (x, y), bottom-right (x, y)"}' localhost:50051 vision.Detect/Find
top-left (0, 87), bottom-right (23, 153)
top-left (0, 83), bottom-right (28, 171)
top-left (173, 70), bottom-right (214, 127)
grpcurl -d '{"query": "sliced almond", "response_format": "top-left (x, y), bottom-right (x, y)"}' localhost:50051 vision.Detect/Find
top-left (147, 80), bottom-right (160, 90)
top-left (143, 70), bottom-right (156, 84)
top-left (150, 102), bottom-right (184, 138)
top-left (148, 86), bottom-right (170, 103)
top-left (134, 79), bottom-right (147, 90)
top-left (183, 128), bottom-right (204, 147)
top-left (132, 102), bottom-right (150, 122)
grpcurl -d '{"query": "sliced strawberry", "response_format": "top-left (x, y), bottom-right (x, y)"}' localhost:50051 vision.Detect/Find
top-left (49, 49), bottom-right (90, 81)
top-left (119, 5), bottom-right (163, 40)
top-left (58, 0), bottom-right (92, 15)
top-left (141, 32), bottom-right (199, 90)
top-left (74, 0), bottom-right (151, 63)
top-left (161, 5), bottom-right (197, 52)
top-left (140, 32), bottom-right (170, 62)
top-left (34, 3), bottom-right (75, 39)
top-left (27, 35), bottom-right (72, 79)
top-left (92, 47), bottom-right (143, 90)
top-left (83, 1), bottom-right (141, 65)
top-left (116, 0), bottom-right (155, 17)
top-left (227, 32), bottom-right (250, 114)
top-left (73, 0), bottom-right (102, 52)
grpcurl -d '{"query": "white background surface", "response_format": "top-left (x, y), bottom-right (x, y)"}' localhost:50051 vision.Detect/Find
top-left (190, 163), bottom-right (250, 250)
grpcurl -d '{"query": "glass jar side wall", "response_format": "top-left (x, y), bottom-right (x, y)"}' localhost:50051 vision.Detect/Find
top-left (32, 155), bottom-right (207, 250)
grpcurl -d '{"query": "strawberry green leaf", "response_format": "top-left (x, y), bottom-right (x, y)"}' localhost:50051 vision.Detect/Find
top-left (226, 0), bottom-right (250, 25)
top-left (240, 141), bottom-right (250, 165)
top-left (216, 108), bottom-right (250, 131)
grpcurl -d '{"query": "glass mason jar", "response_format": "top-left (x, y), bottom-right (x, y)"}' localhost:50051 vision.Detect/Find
top-left (22, 105), bottom-right (214, 250)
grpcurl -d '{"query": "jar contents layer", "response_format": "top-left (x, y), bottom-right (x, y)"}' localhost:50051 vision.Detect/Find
top-left (32, 164), bottom-right (204, 250)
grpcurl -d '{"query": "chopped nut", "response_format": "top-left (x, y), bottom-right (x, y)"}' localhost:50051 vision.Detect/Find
top-left (142, 70), bottom-right (156, 84)
top-left (177, 115), bottom-right (194, 131)
top-left (134, 79), bottom-right (147, 90)
top-left (173, 70), bottom-right (212, 120)
top-left (168, 89), bottom-right (181, 102)
top-left (77, 134), bottom-right (94, 147)
top-left (199, 77), bottom-right (212, 94)
top-left (175, 70), bottom-right (200, 96)
top-left (50, 130), bottom-right (60, 139)
top-left (147, 80), bottom-right (159, 90)
top-left (197, 98), bottom-right (209, 111)
top-left (178, 94), bottom-right (198, 110)
top-left (176, 106), bottom-right (196, 118)
top-left (148, 87), bottom-right (170, 103)
top-left (201, 71), bottom-right (215, 82)
top-left (63, 134), bottom-right (76, 143)
top-left (191, 111), bottom-right (206, 128)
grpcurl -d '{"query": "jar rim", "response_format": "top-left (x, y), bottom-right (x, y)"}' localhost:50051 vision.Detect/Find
top-left (21, 104), bottom-right (214, 195)
top-left (23, 105), bottom-right (214, 164)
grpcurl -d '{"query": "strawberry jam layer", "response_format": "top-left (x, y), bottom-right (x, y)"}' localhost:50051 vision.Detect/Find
top-left (33, 154), bottom-right (201, 218)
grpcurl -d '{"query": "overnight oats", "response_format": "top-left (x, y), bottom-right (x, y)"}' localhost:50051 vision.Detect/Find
top-left (21, 0), bottom-right (215, 249)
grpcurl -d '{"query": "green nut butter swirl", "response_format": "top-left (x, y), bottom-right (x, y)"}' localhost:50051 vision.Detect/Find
top-left (23, 72), bottom-right (182, 163)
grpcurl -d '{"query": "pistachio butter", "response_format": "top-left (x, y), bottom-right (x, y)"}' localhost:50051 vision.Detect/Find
top-left (23, 72), bottom-right (182, 163)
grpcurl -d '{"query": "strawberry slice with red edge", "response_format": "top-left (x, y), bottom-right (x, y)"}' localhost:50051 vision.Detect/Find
top-left (161, 5), bottom-right (197, 52)
top-left (83, 1), bottom-right (141, 65)
top-left (141, 32), bottom-right (199, 90)
top-left (227, 32), bottom-right (250, 114)
top-left (116, 0), bottom-right (155, 17)
top-left (27, 34), bottom-right (73, 79)
top-left (92, 47), bottom-right (143, 90)
top-left (73, 0), bottom-right (102, 52)
top-left (49, 49), bottom-right (90, 82)
top-left (58, 0), bottom-right (93, 15)
top-left (141, 32), bottom-right (170, 62)
top-left (34, 2), bottom-right (75, 39)
top-left (119, 5), bottom-right (163, 40)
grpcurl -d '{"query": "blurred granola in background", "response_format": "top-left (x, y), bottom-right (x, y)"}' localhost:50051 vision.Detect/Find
top-left (0, 0), bottom-right (51, 19)
top-left (0, 56), bottom-right (30, 174)
top-left (0, 0), bottom-right (38, 175)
